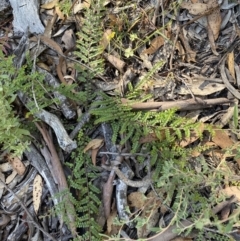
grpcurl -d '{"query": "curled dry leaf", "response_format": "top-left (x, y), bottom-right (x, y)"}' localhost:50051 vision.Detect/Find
top-left (143, 36), bottom-right (165, 55)
top-left (7, 155), bottom-right (26, 176)
top-left (211, 129), bottom-right (234, 149)
top-left (227, 51), bottom-right (236, 81)
top-left (83, 139), bottom-right (104, 153)
top-left (181, 2), bottom-right (208, 15)
top-left (33, 174), bottom-right (43, 214)
top-left (103, 53), bottom-right (125, 73)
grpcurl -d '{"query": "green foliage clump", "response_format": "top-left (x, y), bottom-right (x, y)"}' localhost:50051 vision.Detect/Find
top-left (91, 92), bottom-right (204, 176)
top-left (67, 130), bottom-right (102, 241)
top-left (0, 52), bottom-right (30, 155)
top-left (74, 0), bottom-right (105, 103)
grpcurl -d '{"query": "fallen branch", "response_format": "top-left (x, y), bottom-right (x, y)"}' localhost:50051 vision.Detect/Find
top-left (121, 97), bottom-right (232, 111)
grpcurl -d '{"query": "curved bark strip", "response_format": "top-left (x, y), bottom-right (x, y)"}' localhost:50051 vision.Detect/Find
top-left (35, 109), bottom-right (77, 152)
top-left (116, 163), bottom-right (134, 226)
top-left (18, 92), bottom-right (77, 152)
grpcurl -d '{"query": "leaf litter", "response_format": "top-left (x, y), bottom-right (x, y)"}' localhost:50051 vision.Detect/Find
top-left (0, 0), bottom-right (240, 240)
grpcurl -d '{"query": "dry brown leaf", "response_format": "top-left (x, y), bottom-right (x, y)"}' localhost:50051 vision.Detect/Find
top-left (91, 148), bottom-right (99, 166)
top-left (180, 122), bottom-right (205, 147)
top-left (206, 0), bottom-right (221, 40)
top-left (143, 36), bottom-right (165, 55)
top-left (181, 2), bottom-right (208, 15)
top-left (212, 129), bottom-right (234, 149)
top-left (104, 53), bottom-right (125, 73)
top-left (83, 139), bottom-right (104, 153)
top-left (175, 41), bottom-right (185, 61)
top-left (139, 133), bottom-right (158, 144)
top-left (31, 35), bottom-right (63, 55)
top-left (207, 22), bottom-right (219, 55)
top-left (55, 6), bottom-right (65, 20)
top-left (100, 29), bottom-right (115, 51)
top-left (33, 174), bottom-right (43, 214)
top-left (7, 155), bottom-right (26, 176)
top-left (106, 209), bottom-right (119, 235)
top-left (227, 51), bottom-right (236, 81)
top-left (41, 0), bottom-right (58, 9)
top-left (180, 30), bottom-right (196, 62)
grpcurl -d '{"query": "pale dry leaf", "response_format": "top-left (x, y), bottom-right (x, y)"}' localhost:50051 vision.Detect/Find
top-left (7, 155), bottom-right (26, 176)
top-left (221, 186), bottom-right (240, 201)
top-left (41, 0), bottom-right (58, 9)
top-left (227, 51), bottom-right (236, 81)
top-left (33, 174), bottom-right (43, 214)
top-left (73, 0), bottom-right (91, 13)
top-left (0, 162), bottom-right (12, 172)
top-left (143, 36), bottom-right (165, 55)
top-left (91, 148), bottom-right (99, 166)
top-left (181, 2), bottom-right (208, 15)
top-left (100, 29), bottom-right (115, 51)
top-left (207, 24), bottom-right (219, 55)
top-left (206, 0), bottom-right (221, 40)
top-left (83, 139), bottom-right (104, 153)
top-left (178, 82), bottom-right (225, 95)
top-left (6, 170), bottom-right (17, 184)
top-left (61, 29), bottom-right (75, 49)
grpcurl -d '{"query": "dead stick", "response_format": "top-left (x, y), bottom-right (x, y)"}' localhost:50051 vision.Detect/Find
top-left (121, 98), bottom-right (232, 111)
top-left (35, 122), bottom-right (78, 238)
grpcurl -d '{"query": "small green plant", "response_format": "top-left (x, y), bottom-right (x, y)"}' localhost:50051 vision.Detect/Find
top-left (0, 52), bottom-right (30, 156)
